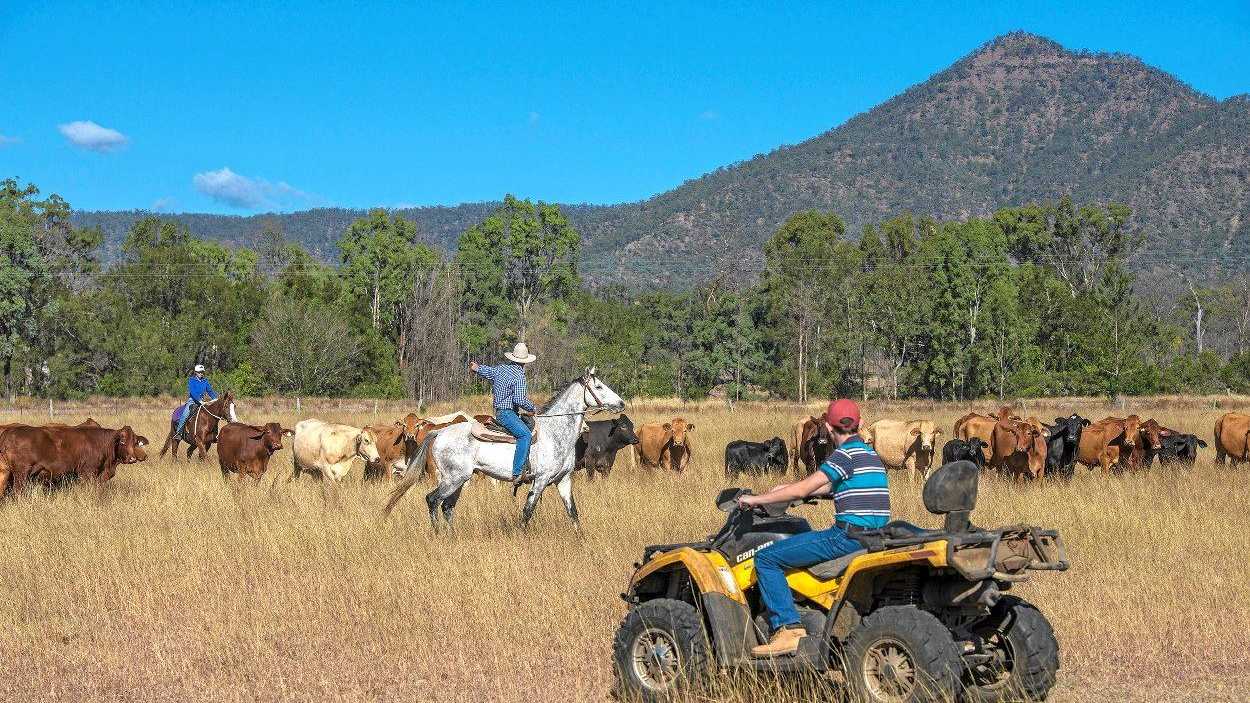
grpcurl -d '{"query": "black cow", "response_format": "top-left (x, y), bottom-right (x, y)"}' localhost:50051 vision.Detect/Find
top-left (941, 437), bottom-right (987, 470)
top-left (725, 437), bottom-right (789, 477)
top-left (576, 415), bottom-right (640, 480)
top-left (1148, 433), bottom-right (1206, 468)
top-left (1043, 414), bottom-right (1090, 479)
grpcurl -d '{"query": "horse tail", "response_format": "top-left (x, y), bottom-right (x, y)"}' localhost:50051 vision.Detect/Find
top-left (383, 432), bottom-right (438, 517)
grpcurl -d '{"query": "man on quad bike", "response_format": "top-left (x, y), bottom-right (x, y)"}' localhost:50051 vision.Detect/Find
top-left (738, 398), bottom-right (890, 657)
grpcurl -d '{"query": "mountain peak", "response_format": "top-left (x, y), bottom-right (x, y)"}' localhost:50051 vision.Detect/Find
top-left (970, 31), bottom-right (1069, 61)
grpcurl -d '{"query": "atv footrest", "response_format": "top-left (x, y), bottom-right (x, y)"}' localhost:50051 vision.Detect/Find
top-left (743, 635), bottom-right (829, 673)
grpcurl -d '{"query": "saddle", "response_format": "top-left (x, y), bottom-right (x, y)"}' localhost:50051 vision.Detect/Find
top-left (470, 413), bottom-right (538, 444)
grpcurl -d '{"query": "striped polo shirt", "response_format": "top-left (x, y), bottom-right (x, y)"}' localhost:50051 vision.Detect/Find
top-left (818, 436), bottom-right (890, 529)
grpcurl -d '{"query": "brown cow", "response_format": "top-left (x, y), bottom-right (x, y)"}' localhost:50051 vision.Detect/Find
top-left (1076, 417), bottom-right (1138, 473)
top-left (792, 416), bottom-right (833, 475)
top-left (633, 418), bottom-right (695, 472)
top-left (0, 425), bottom-right (147, 495)
top-left (362, 420), bottom-right (414, 481)
top-left (1096, 415), bottom-right (1165, 470)
top-left (1214, 412), bottom-right (1250, 467)
top-left (217, 422), bottom-right (294, 479)
top-left (1002, 421), bottom-right (1047, 480)
top-left (955, 411), bottom-right (998, 464)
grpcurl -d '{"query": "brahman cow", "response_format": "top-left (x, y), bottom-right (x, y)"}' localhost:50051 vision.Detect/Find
top-left (861, 419), bottom-right (942, 480)
top-left (290, 419), bottom-right (381, 482)
top-left (1097, 415), bottom-right (1166, 470)
top-left (1214, 412), bottom-right (1250, 467)
top-left (953, 411), bottom-right (999, 464)
top-left (0, 424), bottom-right (147, 495)
top-left (577, 415), bottom-right (640, 480)
top-left (1076, 416), bottom-right (1139, 473)
top-left (941, 437), bottom-right (987, 470)
top-left (724, 437), bottom-right (788, 478)
top-left (218, 422), bottom-right (294, 479)
top-left (632, 418), bottom-right (695, 472)
top-left (791, 416), bottom-right (833, 475)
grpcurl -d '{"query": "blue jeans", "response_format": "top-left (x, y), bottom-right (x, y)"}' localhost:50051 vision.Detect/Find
top-left (175, 401), bottom-right (196, 435)
top-left (495, 408), bottom-right (532, 478)
top-left (754, 525), bottom-right (864, 631)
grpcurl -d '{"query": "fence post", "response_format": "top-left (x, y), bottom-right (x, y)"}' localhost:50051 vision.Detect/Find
top-left (296, 397), bottom-right (301, 413)
top-left (48, 397), bottom-right (53, 419)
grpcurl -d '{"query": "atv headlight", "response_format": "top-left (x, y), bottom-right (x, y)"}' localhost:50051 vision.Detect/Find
top-left (717, 567), bottom-right (738, 594)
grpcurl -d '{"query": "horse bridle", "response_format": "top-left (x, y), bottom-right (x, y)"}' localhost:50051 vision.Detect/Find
top-left (536, 375), bottom-right (613, 418)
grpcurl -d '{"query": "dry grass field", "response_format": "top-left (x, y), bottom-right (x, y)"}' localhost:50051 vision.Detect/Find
top-left (1, 394), bottom-right (1248, 702)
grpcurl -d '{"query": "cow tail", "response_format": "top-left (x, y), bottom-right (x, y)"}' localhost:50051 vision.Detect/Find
top-left (383, 432), bottom-right (437, 517)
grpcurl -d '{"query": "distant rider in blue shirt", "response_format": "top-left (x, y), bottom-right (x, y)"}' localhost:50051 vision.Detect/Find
top-left (175, 364), bottom-right (219, 436)
top-left (469, 342), bottom-right (537, 483)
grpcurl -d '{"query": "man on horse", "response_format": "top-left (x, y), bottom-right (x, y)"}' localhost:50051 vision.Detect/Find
top-left (469, 342), bottom-right (537, 484)
top-left (175, 364), bottom-right (219, 438)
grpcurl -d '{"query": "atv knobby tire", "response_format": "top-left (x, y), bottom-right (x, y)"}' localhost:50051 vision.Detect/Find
top-left (843, 605), bottom-right (961, 703)
top-left (613, 598), bottom-right (712, 702)
top-left (963, 596), bottom-right (1060, 702)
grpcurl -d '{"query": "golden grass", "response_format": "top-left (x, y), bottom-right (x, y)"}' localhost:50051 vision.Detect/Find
top-left (1, 396), bottom-right (1248, 702)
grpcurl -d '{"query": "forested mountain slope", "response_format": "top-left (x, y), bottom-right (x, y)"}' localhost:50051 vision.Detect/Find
top-left (74, 32), bottom-right (1250, 285)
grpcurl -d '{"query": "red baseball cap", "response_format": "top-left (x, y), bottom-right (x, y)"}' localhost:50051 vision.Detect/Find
top-left (825, 398), bottom-right (861, 431)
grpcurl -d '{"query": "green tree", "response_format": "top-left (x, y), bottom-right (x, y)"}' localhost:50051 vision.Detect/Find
top-left (339, 210), bottom-right (440, 370)
top-left (760, 211), bottom-right (847, 401)
top-left (457, 195), bottom-right (581, 350)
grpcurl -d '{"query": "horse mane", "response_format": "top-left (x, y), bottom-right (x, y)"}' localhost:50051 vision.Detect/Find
top-left (536, 375), bottom-right (586, 415)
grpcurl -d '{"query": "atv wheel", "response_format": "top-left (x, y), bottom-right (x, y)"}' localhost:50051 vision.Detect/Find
top-left (843, 605), bottom-right (961, 703)
top-left (613, 598), bottom-right (711, 701)
top-left (963, 596), bottom-right (1060, 702)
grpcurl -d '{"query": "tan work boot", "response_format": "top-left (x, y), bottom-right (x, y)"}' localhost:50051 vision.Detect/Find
top-left (751, 626), bottom-right (806, 657)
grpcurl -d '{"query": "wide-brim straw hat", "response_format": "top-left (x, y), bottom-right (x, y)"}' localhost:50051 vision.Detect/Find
top-left (505, 342), bottom-right (537, 364)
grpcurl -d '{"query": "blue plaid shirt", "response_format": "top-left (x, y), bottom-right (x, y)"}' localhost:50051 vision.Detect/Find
top-left (475, 362), bottom-right (535, 412)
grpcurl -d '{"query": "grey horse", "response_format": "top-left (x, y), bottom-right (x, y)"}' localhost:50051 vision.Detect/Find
top-left (384, 368), bottom-right (625, 529)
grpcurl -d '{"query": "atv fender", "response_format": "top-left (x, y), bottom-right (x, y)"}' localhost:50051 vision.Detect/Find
top-left (823, 541), bottom-right (950, 642)
top-left (627, 548), bottom-right (756, 666)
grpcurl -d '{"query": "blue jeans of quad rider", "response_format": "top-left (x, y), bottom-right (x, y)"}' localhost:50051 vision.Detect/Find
top-left (755, 525), bottom-right (864, 631)
top-left (495, 408), bottom-right (532, 479)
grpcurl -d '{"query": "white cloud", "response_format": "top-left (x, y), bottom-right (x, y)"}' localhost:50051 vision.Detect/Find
top-left (192, 167), bottom-right (309, 210)
top-left (699, 110), bottom-right (720, 121)
top-left (0, 133), bottom-right (19, 147)
top-left (58, 120), bottom-right (128, 152)
top-left (152, 197), bottom-right (176, 212)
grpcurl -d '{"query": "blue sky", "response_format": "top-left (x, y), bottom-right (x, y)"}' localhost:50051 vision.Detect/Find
top-left (1, 2), bottom-right (1247, 214)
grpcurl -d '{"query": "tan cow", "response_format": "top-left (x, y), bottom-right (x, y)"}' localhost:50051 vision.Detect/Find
top-left (861, 419), bottom-right (942, 481)
top-left (291, 419), bottom-right (382, 482)
top-left (1076, 417), bottom-right (1138, 473)
top-left (954, 411), bottom-right (997, 464)
top-left (632, 418), bottom-right (695, 472)
top-left (1214, 412), bottom-right (1250, 467)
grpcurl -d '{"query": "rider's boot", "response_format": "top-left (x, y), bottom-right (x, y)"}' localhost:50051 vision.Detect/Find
top-left (750, 625), bottom-right (806, 657)
top-left (510, 459), bottom-right (534, 496)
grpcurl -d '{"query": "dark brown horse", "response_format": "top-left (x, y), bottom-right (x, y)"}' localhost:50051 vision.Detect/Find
top-left (159, 392), bottom-right (238, 461)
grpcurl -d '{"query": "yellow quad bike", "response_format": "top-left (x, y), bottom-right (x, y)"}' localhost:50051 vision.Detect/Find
top-left (612, 461), bottom-right (1070, 703)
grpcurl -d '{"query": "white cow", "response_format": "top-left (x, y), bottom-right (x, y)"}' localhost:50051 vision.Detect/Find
top-left (291, 419), bottom-right (381, 482)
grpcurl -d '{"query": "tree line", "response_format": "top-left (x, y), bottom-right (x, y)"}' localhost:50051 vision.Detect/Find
top-left (2, 177), bottom-right (1246, 404)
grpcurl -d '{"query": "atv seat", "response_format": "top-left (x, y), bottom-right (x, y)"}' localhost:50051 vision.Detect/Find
top-left (805, 549), bottom-right (867, 580)
top-left (880, 520), bottom-right (948, 540)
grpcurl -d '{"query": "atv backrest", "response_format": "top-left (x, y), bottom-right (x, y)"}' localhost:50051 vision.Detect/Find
top-left (922, 461), bottom-right (979, 532)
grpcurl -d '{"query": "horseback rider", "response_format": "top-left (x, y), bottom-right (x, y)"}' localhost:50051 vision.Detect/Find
top-left (175, 364), bottom-right (219, 437)
top-left (469, 342), bottom-right (537, 483)
top-left (737, 398), bottom-right (891, 657)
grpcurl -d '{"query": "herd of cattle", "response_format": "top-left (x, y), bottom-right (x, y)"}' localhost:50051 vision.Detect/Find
top-left (3, 405), bottom-right (1250, 495)
top-left (722, 408), bottom-right (1224, 481)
